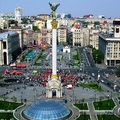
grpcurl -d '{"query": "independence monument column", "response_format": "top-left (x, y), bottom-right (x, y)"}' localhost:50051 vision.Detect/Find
top-left (46, 2), bottom-right (62, 98)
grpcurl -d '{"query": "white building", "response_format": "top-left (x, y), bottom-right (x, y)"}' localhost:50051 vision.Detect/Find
top-left (89, 29), bottom-right (99, 49)
top-left (15, 5), bottom-right (23, 23)
top-left (72, 23), bottom-right (90, 46)
top-left (58, 25), bottom-right (67, 45)
top-left (0, 14), bottom-right (4, 29)
top-left (63, 46), bottom-right (70, 53)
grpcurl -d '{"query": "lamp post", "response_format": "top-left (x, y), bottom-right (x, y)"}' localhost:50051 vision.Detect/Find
top-left (33, 88), bottom-right (37, 101)
top-left (72, 87), bottom-right (74, 103)
top-left (21, 92), bottom-right (23, 103)
top-left (111, 92), bottom-right (112, 99)
top-left (81, 54), bottom-right (84, 76)
top-left (95, 54), bottom-right (98, 67)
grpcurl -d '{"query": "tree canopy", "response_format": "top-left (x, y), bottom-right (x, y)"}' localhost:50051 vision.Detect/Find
top-left (33, 26), bottom-right (39, 31)
top-left (92, 48), bottom-right (102, 63)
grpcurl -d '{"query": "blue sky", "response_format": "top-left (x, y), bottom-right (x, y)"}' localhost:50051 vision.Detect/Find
top-left (1, 0), bottom-right (120, 18)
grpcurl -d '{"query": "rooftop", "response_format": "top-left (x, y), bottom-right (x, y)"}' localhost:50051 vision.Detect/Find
top-left (99, 32), bottom-right (120, 41)
top-left (23, 99), bottom-right (71, 120)
top-left (0, 31), bottom-right (17, 39)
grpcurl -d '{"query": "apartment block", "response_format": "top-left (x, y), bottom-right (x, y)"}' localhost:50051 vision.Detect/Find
top-left (57, 25), bottom-right (67, 45)
top-left (99, 19), bottom-right (120, 66)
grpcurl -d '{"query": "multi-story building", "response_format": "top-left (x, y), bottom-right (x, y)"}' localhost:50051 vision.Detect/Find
top-left (89, 29), bottom-right (99, 49)
top-left (0, 31), bottom-right (20, 65)
top-left (8, 26), bottom-right (24, 48)
top-left (15, 5), bottom-right (23, 23)
top-left (57, 25), bottom-right (67, 45)
top-left (33, 29), bottom-right (51, 45)
top-left (23, 30), bottom-right (33, 45)
top-left (0, 14), bottom-right (4, 29)
top-left (23, 29), bottom-right (52, 45)
top-left (37, 14), bottom-right (50, 21)
top-left (99, 19), bottom-right (120, 66)
top-left (72, 22), bottom-right (90, 46)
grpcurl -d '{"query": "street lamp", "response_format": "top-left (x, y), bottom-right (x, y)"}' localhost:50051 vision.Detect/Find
top-left (72, 87), bottom-right (74, 103)
top-left (81, 54), bottom-right (84, 76)
top-left (111, 92), bottom-right (112, 99)
top-left (33, 88), bottom-right (37, 101)
top-left (95, 54), bottom-right (98, 67)
top-left (21, 92), bottom-right (23, 103)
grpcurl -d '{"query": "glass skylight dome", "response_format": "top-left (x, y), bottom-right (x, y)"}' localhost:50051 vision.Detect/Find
top-left (23, 99), bottom-right (71, 120)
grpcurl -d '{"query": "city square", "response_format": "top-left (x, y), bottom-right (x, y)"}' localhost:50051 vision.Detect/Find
top-left (0, 1), bottom-right (120, 120)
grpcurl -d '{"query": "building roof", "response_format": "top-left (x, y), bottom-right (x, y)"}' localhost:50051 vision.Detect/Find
top-left (99, 32), bottom-right (120, 41)
top-left (0, 31), bottom-right (16, 39)
top-left (23, 99), bottom-right (71, 120)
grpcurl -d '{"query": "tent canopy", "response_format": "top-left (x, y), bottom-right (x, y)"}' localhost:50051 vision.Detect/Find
top-left (32, 70), bottom-right (38, 74)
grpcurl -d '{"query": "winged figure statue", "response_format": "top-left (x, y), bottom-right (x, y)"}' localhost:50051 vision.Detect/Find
top-left (49, 2), bottom-right (60, 11)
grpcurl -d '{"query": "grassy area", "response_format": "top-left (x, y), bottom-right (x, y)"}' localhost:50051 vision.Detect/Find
top-left (76, 115), bottom-right (90, 120)
top-left (0, 76), bottom-right (4, 79)
top-left (22, 49), bottom-right (33, 61)
top-left (74, 103), bottom-right (88, 110)
top-left (0, 113), bottom-right (15, 120)
top-left (79, 82), bottom-right (103, 92)
top-left (93, 99), bottom-right (115, 110)
top-left (0, 100), bottom-right (22, 110)
top-left (97, 115), bottom-right (120, 120)
top-left (0, 83), bottom-right (9, 87)
top-left (118, 97), bottom-right (120, 100)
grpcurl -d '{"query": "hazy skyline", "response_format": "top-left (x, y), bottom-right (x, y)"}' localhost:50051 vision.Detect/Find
top-left (1, 0), bottom-right (120, 18)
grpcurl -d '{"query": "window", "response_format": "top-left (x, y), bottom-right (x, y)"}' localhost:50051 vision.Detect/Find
top-left (3, 42), bottom-right (6, 49)
top-left (116, 28), bottom-right (119, 33)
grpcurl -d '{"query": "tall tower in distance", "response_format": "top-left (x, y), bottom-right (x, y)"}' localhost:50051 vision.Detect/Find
top-left (46, 2), bottom-right (62, 98)
top-left (15, 5), bottom-right (23, 23)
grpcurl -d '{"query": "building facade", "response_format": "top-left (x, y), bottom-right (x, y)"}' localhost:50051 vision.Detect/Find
top-left (9, 27), bottom-right (24, 48)
top-left (23, 29), bottom-right (52, 45)
top-left (0, 31), bottom-right (20, 65)
top-left (57, 25), bottom-right (67, 45)
top-left (72, 23), bottom-right (90, 46)
top-left (99, 19), bottom-right (120, 66)
top-left (89, 29), bottom-right (99, 49)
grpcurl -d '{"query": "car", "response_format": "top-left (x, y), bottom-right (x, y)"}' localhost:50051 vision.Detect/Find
top-left (92, 73), bottom-right (95, 76)
top-left (107, 82), bottom-right (110, 86)
top-left (101, 80), bottom-right (104, 82)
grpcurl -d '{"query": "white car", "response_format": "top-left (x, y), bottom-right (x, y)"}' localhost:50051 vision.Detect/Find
top-left (101, 80), bottom-right (104, 82)
top-left (92, 73), bottom-right (95, 76)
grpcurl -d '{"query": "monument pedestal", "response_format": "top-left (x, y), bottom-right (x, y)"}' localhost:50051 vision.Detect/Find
top-left (46, 78), bottom-right (62, 98)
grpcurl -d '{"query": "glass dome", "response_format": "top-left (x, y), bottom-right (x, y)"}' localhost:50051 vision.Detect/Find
top-left (23, 99), bottom-right (71, 120)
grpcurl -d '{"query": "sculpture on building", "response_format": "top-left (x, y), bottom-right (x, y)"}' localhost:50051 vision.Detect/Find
top-left (49, 2), bottom-right (60, 20)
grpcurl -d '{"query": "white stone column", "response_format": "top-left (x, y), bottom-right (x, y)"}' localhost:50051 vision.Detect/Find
top-left (52, 29), bottom-right (57, 75)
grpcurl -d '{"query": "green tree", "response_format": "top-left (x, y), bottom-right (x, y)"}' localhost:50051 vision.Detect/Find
top-left (33, 26), bottom-right (39, 31)
top-left (116, 66), bottom-right (120, 77)
top-left (21, 18), bottom-right (30, 24)
top-left (92, 48), bottom-right (102, 63)
top-left (94, 21), bottom-right (100, 26)
top-left (3, 96), bottom-right (8, 101)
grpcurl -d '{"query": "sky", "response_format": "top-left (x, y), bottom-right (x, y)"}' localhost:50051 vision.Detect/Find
top-left (0, 0), bottom-right (120, 18)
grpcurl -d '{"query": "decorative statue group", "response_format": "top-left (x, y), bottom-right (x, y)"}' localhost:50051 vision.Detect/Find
top-left (49, 2), bottom-right (60, 21)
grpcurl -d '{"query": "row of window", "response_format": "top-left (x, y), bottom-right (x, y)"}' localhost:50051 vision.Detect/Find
top-left (107, 53), bottom-right (120, 58)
